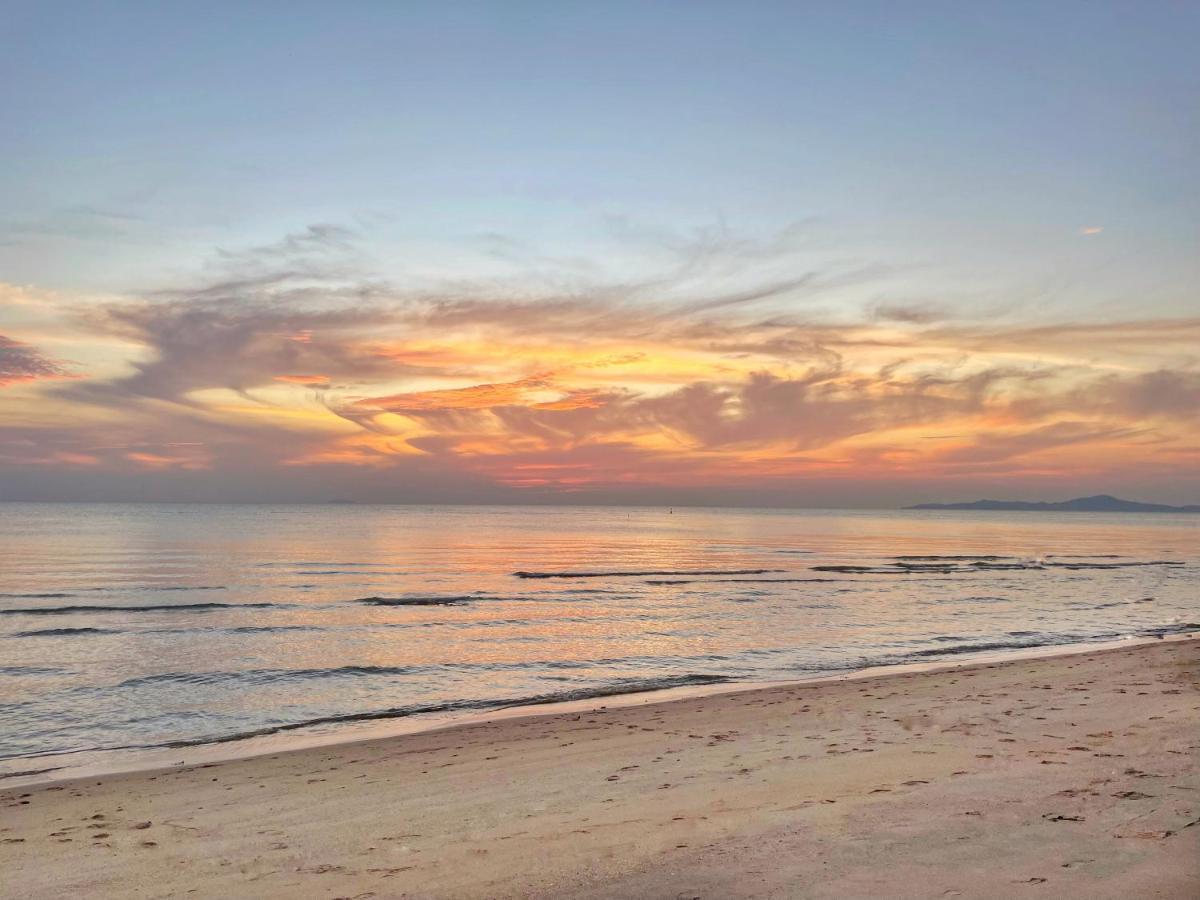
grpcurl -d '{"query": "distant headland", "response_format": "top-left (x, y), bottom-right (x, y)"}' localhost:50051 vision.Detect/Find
top-left (905, 494), bottom-right (1200, 513)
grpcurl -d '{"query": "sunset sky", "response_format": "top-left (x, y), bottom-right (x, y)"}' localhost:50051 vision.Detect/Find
top-left (2, 2), bottom-right (1197, 505)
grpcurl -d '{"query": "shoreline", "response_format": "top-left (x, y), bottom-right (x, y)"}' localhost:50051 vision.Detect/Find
top-left (3, 637), bottom-right (1197, 897)
top-left (4, 630), bottom-right (1196, 791)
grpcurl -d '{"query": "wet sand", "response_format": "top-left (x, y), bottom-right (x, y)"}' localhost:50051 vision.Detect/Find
top-left (2, 638), bottom-right (1197, 898)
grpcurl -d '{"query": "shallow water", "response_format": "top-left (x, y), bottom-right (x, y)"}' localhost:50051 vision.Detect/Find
top-left (0, 503), bottom-right (1195, 769)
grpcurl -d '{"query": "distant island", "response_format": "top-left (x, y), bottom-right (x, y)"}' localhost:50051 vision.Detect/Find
top-left (905, 494), bottom-right (1200, 513)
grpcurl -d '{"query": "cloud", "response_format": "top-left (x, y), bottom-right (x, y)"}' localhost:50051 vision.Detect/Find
top-left (362, 374), bottom-right (554, 412)
top-left (934, 421), bottom-right (1140, 465)
top-left (931, 318), bottom-right (1200, 358)
top-left (0, 334), bottom-right (74, 386)
top-left (275, 374), bottom-right (332, 386)
top-left (0, 206), bottom-right (148, 247)
top-left (74, 297), bottom-right (398, 402)
top-left (207, 224), bottom-right (363, 279)
top-left (4, 223), bottom-right (1199, 503)
top-left (868, 301), bottom-right (947, 324)
top-left (1073, 369), bottom-right (1200, 418)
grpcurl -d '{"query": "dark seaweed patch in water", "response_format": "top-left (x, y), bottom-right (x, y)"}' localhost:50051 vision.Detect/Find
top-left (11, 627), bottom-right (118, 637)
top-left (0, 602), bottom-right (287, 616)
top-left (357, 596), bottom-right (471, 606)
top-left (513, 568), bottom-right (784, 579)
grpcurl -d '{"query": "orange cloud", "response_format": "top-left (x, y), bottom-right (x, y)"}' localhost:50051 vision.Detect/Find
top-left (275, 374), bottom-right (332, 385)
top-left (361, 374), bottom-right (553, 412)
top-left (531, 390), bottom-right (609, 411)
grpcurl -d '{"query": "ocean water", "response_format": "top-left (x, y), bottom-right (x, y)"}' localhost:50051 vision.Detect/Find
top-left (0, 503), bottom-right (1195, 774)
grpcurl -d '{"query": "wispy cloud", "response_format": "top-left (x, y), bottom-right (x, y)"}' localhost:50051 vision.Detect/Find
top-left (0, 334), bottom-right (74, 386)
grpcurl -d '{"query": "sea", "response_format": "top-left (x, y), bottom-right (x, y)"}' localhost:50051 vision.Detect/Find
top-left (1, 503), bottom-right (1195, 780)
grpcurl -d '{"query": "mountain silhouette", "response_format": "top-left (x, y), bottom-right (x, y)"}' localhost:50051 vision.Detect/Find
top-left (905, 494), bottom-right (1200, 513)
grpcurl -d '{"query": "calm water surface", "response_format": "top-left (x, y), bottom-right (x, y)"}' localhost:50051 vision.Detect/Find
top-left (0, 503), bottom-right (1195, 773)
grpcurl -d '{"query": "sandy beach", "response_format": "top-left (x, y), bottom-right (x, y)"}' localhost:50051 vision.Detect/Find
top-left (2, 637), bottom-right (1197, 899)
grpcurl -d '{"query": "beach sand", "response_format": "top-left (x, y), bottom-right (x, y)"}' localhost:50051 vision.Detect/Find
top-left (2, 638), bottom-right (1197, 899)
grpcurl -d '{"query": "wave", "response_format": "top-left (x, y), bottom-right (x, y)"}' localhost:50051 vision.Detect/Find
top-left (0, 592), bottom-right (75, 599)
top-left (0, 665), bottom-right (71, 676)
top-left (120, 622), bottom-right (1200, 752)
top-left (73, 585), bottom-right (228, 593)
top-left (0, 673), bottom-right (734, 760)
top-left (901, 633), bottom-right (1105, 659)
top-left (106, 651), bottom-right (750, 689)
top-left (152, 673), bottom-right (731, 749)
top-left (1088, 597), bottom-right (1155, 610)
top-left (357, 596), bottom-right (473, 606)
top-left (1138, 622), bottom-right (1200, 637)
top-left (925, 595), bottom-right (1012, 605)
top-left (147, 585), bottom-right (228, 592)
top-left (256, 561), bottom-right (391, 568)
top-left (0, 602), bottom-right (288, 616)
top-left (813, 559), bottom-right (1185, 575)
top-left (111, 665), bottom-right (425, 688)
top-left (513, 568), bottom-right (785, 579)
top-left (0, 586), bottom-right (225, 597)
top-left (0, 766), bottom-right (63, 780)
top-left (894, 555), bottom-right (1016, 561)
top-left (1049, 560), bottom-right (1184, 570)
top-left (36, 624), bottom-right (329, 638)
top-left (645, 577), bottom-right (851, 585)
top-left (11, 627), bottom-right (118, 637)
top-left (813, 565), bottom-right (939, 574)
top-left (887, 622), bottom-right (1200, 663)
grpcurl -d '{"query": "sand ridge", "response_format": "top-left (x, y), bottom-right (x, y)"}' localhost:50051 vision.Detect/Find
top-left (1, 639), bottom-right (1197, 898)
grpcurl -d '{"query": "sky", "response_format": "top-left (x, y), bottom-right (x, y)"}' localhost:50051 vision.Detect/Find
top-left (1, 1), bottom-right (1198, 506)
